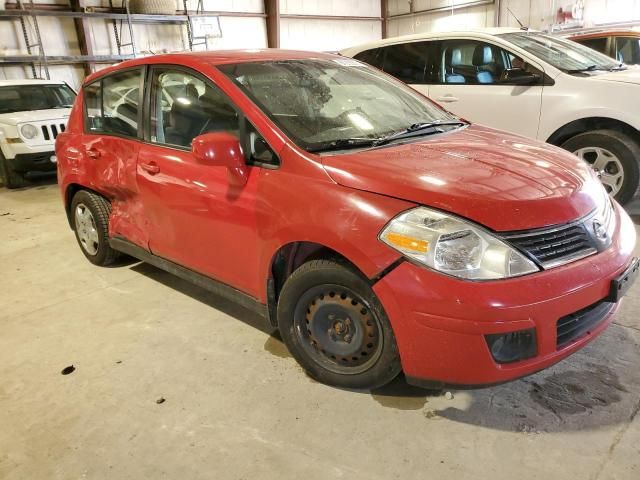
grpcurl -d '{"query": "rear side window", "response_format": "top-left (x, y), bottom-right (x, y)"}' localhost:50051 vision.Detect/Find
top-left (379, 42), bottom-right (433, 84)
top-left (576, 37), bottom-right (608, 55)
top-left (353, 48), bottom-right (383, 69)
top-left (84, 68), bottom-right (143, 138)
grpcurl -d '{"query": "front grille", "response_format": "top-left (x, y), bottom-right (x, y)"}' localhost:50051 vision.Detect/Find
top-left (498, 203), bottom-right (620, 269)
top-left (41, 123), bottom-right (66, 141)
top-left (556, 300), bottom-right (614, 348)
top-left (505, 222), bottom-right (597, 268)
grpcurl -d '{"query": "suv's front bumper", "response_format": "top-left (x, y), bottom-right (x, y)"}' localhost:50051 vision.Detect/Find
top-left (373, 203), bottom-right (637, 387)
top-left (10, 152), bottom-right (57, 174)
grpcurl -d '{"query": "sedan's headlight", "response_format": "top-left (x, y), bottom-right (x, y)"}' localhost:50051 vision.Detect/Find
top-left (379, 207), bottom-right (539, 280)
top-left (20, 124), bottom-right (39, 139)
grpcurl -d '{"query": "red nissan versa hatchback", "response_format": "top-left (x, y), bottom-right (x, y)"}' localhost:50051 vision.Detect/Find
top-left (56, 50), bottom-right (638, 390)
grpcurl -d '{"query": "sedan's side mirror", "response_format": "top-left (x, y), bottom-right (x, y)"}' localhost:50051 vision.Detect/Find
top-left (499, 68), bottom-right (540, 85)
top-left (192, 132), bottom-right (248, 185)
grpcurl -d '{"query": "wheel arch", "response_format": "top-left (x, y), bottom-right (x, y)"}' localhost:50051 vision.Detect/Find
top-left (265, 241), bottom-right (386, 327)
top-left (64, 183), bottom-right (108, 228)
top-left (546, 117), bottom-right (640, 147)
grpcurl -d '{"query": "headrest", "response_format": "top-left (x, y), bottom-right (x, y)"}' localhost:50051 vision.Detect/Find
top-left (473, 45), bottom-right (494, 66)
top-left (450, 48), bottom-right (462, 66)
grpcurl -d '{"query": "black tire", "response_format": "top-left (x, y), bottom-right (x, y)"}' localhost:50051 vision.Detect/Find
top-left (277, 259), bottom-right (402, 390)
top-left (70, 190), bottom-right (121, 266)
top-left (0, 151), bottom-right (30, 189)
top-left (561, 129), bottom-right (640, 205)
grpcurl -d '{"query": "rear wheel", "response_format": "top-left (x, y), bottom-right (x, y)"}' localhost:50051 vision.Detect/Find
top-left (277, 259), bottom-right (402, 389)
top-left (70, 190), bottom-right (122, 266)
top-left (0, 151), bottom-right (30, 189)
top-left (561, 129), bottom-right (640, 204)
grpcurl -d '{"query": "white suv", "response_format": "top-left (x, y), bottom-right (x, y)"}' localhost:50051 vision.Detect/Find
top-left (341, 28), bottom-right (640, 204)
top-left (0, 80), bottom-right (75, 188)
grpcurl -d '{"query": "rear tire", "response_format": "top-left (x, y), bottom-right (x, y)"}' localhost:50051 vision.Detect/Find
top-left (277, 259), bottom-right (402, 390)
top-left (0, 151), bottom-right (30, 189)
top-left (561, 129), bottom-right (640, 205)
top-left (70, 190), bottom-right (122, 266)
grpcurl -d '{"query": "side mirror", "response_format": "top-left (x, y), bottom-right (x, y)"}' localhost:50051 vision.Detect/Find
top-left (499, 68), bottom-right (540, 85)
top-left (192, 132), bottom-right (248, 185)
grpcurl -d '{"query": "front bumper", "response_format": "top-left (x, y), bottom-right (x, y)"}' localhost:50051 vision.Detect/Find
top-left (9, 152), bottom-right (57, 174)
top-left (373, 203), bottom-right (636, 387)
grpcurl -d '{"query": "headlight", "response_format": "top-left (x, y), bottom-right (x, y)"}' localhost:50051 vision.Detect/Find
top-left (20, 124), bottom-right (39, 139)
top-left (379, 207), bottom-right (539, 280)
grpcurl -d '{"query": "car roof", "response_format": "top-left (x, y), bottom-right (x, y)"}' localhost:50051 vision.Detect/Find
top-left (0, 79), bottom-right (66, 86)
top-left (568, 29), bottom-right (640, 39)
top-left (340, 27), bottom-right (526, 54)
top-left (84, 49), bottom-right (338, 85)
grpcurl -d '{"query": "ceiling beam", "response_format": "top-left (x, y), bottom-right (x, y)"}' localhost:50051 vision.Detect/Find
top-left (69, 0), bottom-right (93, 76)
top-left (264, 0), bottom-right (280, 48)
top-left (381, 0), bottom-right (388, 38)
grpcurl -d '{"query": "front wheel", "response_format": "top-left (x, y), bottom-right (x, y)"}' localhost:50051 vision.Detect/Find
top-left (0, 151), bottom-right (30, 189)
top-left (277, 259), bottom-right (402, 390)
top-left (561, 129), bottom-right (640, 205)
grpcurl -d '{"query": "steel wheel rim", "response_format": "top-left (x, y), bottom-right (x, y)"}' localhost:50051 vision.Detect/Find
top-left (573, 146), bottom-right (624, 197)
top-left (75, 203), bottom-right (99, 256)
top-left (293, 284), bottom-right (383, 375)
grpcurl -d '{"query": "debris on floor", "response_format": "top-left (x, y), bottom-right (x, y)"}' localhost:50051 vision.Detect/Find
top-left (156, 397), bottom-right (166, 405)
top-left (61, 365), bottom-right (75, 375)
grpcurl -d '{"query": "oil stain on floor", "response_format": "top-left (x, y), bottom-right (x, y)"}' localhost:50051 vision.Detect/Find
top-left (528, 364), bottom-right (627, 415)
top-left (263, 332), bottom-right (291, 359)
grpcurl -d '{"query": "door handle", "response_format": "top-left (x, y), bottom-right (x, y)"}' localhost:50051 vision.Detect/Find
top-left (140, 162), bottom-right (160, 175)
top-left (436, 95), bottom-right (459, 103)
top-left (86, 148), bottom-right (101, 159)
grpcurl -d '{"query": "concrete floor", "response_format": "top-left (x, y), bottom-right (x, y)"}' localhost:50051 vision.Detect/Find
top-left (1, 180), bottom-right (639, 480)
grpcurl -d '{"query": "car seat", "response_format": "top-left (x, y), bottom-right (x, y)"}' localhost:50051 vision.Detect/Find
top-left (445, 48), bottom-right (465, 84)
top-left (472, 45), bottom-right (496, 84)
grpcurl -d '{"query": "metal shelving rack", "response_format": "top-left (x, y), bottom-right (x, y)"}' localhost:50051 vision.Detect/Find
top-left (0, 0), bottom-right (220, 78)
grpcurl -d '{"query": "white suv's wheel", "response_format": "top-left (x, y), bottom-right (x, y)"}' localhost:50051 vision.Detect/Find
top-left (561, 129), bottom-right (640, 205)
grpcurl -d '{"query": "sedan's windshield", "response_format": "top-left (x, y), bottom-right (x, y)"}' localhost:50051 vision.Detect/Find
top-left (499, 32), bottom-right (622, 73)
top-left (218, 58), bottom-right (457, 152)
top-left (0, 84), bottom-right (76, 114)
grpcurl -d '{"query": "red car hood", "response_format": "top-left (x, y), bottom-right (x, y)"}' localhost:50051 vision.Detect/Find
top-left (321, 125), bottom-right (601, 231)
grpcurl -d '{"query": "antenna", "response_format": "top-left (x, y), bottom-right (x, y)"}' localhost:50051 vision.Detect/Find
top-left (507, 7), bottom-right (527, 30)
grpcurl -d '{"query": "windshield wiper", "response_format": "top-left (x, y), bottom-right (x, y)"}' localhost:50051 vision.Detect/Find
top-left (307, 137), bottom-right (380, 153)
top-left (567, 65), bottom-right (597, 73)
top-left (373, 120), bottom-right (467, 146)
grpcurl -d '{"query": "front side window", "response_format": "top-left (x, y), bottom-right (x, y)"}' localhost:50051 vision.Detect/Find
top-left (500, 32), bottom-right (621, 73)
top-left (615, 36), bottom-right (640, 64)
top-left (149, 69), bottom-right (239, 148)
top-left (0, 83), bottom-right (75, 114)
top-left (439, 40), bottom-right (538, 85)
top-left (84, 68), bottom-right (142, 138)
top-left (219, 59), bottom-right (456, 152)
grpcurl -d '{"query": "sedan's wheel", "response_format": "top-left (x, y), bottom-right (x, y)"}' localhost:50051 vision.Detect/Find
top-left (572, 146), bottom-right (624, 197)
top-left (277, 259), bottom-right (402, 389)
top-left (70, 190), bottom-right (122, 266)
top-left (561, 129), bottom-right (640, 205)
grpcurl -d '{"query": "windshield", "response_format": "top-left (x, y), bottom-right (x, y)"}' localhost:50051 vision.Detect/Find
top-left (499, 32), bottom-right (621, 72)
top-left (218, 58), bottom-right (456, 152)
top-left (0, 84), bottom-right (76, 114)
